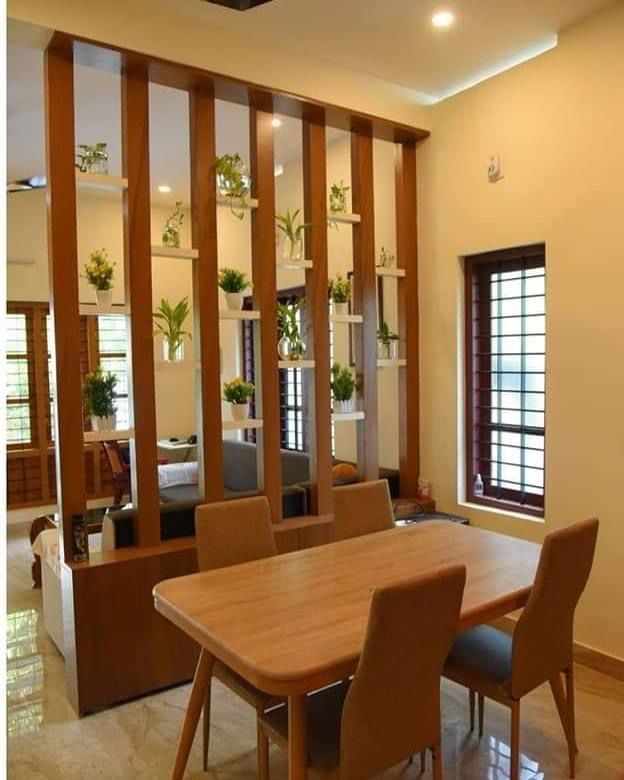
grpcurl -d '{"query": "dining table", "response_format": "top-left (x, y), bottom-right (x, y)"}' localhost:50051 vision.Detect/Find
top-left (153, 519), bottom-right (541, 780)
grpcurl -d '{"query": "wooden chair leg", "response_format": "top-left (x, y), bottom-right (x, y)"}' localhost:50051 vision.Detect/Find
top-left (202, 676), bottom-right (212, 771)
top-left (478, 693), bottom-right (485, 737)
top-left (420, 749), bottom-right (426, 772)
top-left (257, 720), bottom-right (270, 780)
top-left (431, 744), bottom-right (442, 780)
top-left (510, 700), bottom-right (520, 780)
top-left (469, 689), bottom-right (475, 732)
top-left (565, 666), bottom-right (578, 776)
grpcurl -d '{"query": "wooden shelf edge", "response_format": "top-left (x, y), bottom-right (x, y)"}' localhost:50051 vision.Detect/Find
top-left (278, 360), bottom-right (315, 369)
top-left (83, 429), bottom-right (134, 442)
top-left (222, 418), bottom-right (264, 431)
top-left (151, 245), bottom-right (199, 259)
top-left (76, 172), bottom-right (128, 190)
top-left (332, 411), bottom-right (365, 422)
top-left (217, 195), bottom-right (259, 210)
top-left (219, 309), bottom-right (261, 320)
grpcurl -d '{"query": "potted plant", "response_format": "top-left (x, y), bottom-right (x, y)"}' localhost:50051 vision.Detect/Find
top-left (331, 362), bottom-right (356, 414)
top-left (84, 248), bottom-right (115, 308)
top-left (218, 267), bottom-right (251, 310)
top-left (276, 208), bottom-right (308, 262)
top-left (377, 246), bottom-right (395, 268)
top-left (215, 153), bottom-right (250, 219)
top-left (377, 321), bottom-right (399, 359)
top-left (329, 180), bottom-right (350, 214)
top-left (75, 142), bottom-right (109, 175)
top-left (329, 274), bottom-right (351, 315)
top-left (277, 298), bottom-right (305, 360)
top-left (153, 297), bottom-right (191, 362)
top-left (162, 201), bottom-right (184, 248)
top-left (223, 377), bottom-right (254, 420)
top-left (83, 367), bottom-right (117, 431)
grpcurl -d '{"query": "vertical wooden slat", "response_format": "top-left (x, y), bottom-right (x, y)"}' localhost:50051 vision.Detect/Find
top-left (395, 141), bottom-right (420, 497)
top-left (121, 58), bottom-right (160, 546)
top-left (351, 127), bottom-right (379, 480)
top-left (44, 37), bottom-right (86, 560)
top-left (190, 83), bottom-right (224, 502)
top-left (250, 104), bottom-right (282, 521)
top-left (302, 114), bottom-right (332, 515)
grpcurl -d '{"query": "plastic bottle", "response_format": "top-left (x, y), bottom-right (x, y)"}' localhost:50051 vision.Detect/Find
top-left (474, 473), bottom-right (484, 497)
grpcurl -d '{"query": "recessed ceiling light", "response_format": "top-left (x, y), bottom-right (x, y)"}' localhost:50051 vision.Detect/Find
top-left (272, 117), bottom-right (282, 128)
top-left (158, 185), bottom-right (172, 193)
top-left (432, 10), bottom-right (454, 28)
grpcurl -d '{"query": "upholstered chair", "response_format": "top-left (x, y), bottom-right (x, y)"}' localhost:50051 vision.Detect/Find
top-left (333, 479), bottom-right (395, 541)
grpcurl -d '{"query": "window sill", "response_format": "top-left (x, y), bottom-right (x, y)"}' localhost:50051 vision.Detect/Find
top-left (459, 501), bottom-right (545, 524)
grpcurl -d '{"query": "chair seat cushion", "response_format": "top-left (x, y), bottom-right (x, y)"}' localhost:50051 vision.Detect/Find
top-left (261, 682), bottom-right (349, 769)
top-left (214, 661), bottom-right (282, 710)
top-left (444, 625), bottom-right (513, 697)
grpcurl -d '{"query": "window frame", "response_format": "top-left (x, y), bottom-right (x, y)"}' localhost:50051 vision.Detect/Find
top-left (5, 307), bottom-right (38, 450)
top-left (464, 243), bottom-right (546, 518)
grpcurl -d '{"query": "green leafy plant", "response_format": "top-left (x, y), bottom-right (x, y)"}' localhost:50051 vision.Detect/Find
top-left (153, 297), bottom-right (191, 361)
top-left (223, 377), bottom-right (254, 404)
top-left (329, 180), bottom-right (350, 213)
top-left (329, 274), bottom-right (351, 303)
top-left (277, 298), bottom-right (305, 359)
top-left (84, 248), bottom-right (115, 291)
top-left (162, 201), bottom-right (184, 248)
top-left (378, 246), bottom-right (395, 268)
top-left (377, 320), bottom-right (399, 346)
top-left (218, 267), bottom-right (251, 294)
top-left (83, 367), bottom-right (117, 418)
top-left (331, 362), bottom-right (356, 402)
top-left (75, 142), bottom-right (108, 174)
top-left (276, 208), bottom-right (308, 259)
top-left (215, 153), bottom-right (250, 219)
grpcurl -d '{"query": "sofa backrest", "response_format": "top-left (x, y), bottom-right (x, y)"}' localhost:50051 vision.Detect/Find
top-left (103, 499), bottom-right (199, 550)
top-left (222, 439), bottom-right (311, 491)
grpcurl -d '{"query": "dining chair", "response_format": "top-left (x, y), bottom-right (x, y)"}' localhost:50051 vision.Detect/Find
top-left (444, 517), bottom-right (599, 780)
top-left (194, 496), bottom-right (283, 771)
top-left (101, 440), bottom-right (131, 505)
top-left (333, 479), bottom-right (395, 541)
top-left (258, 564), bottom-right (467, 779)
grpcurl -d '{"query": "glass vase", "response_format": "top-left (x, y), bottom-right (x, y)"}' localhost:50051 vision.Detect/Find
top-left (163, 339), bottom-right (184, 362)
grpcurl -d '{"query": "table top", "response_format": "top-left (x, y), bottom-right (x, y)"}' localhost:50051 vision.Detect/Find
top-left (153, 521), bottom-right (540, 696)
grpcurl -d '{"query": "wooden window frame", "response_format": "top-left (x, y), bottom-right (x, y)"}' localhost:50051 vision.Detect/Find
top-left (464, 244), bottom-right (546, 518)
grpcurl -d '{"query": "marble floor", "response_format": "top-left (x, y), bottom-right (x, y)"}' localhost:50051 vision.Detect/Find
top-left (6, 521), bottom-right (624, 779)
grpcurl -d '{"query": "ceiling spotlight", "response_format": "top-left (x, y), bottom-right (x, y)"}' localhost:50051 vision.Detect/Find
top-left (158, 185), bottom-right (172, 193)
top-left (432, 10), bottom-right (455, 28)
top-left (272, 117), bottom-right (282, 128)
top-left (274, 164), bottom-right (284, 177)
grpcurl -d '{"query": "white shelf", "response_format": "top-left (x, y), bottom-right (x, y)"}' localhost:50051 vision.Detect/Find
top-left (76, 172), bottom-right (128, 191)
top-left (217, 195), bottom-right (259, 210)
top-left (377, 358), bottom-right (407, 368)
top-left (151, 245), bottom-right (198, 260)
top-left (84, 429), bottom-right (134, 443)
top-left (219, 309), bottom-right (261, 321)
top-left (277, 259), bottom-right (313, 270)
top-left (79, 303), bottom-right (130, 316)
top-left (376, 266), bottom-right (405, 278)
top-left (332, 411), bottom-right (365, 422)
top-left (222, 418), bottom-right (264, 431)
top-left (155, 361), bottom-right (201, 371)
top-left (327, 211), bottom-right (361, 224)
top-left (278, 360), bottom-right (315, 369)
top-left (330, 313), bottom-right (363, 324)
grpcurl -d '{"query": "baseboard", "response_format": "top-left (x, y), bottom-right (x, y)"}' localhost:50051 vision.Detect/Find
top-left (492, 616), bottom-right (624, 682)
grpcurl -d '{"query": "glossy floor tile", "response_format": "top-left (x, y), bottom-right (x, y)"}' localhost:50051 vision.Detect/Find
top-left (6, 522), bottom-right (624, 779)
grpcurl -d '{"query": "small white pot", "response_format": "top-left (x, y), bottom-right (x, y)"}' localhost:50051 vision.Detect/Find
top-left (333, 399), bottom-right (354, 415)
top-left (95, 288), bottom-right (113, 309)
top-left (225, 292), bottom-right (243, 310)
top-left (230, 402), bottom-right (249, 420)
top-left (333, 301), bottom-right (349, 316)
top-left (91, 413), bottom-right (116, 432)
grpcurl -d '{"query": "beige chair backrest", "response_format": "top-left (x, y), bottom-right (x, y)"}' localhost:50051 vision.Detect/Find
top-left (194, 496), bottom-right (277, 572)
top-left (333, 479), bottom-right (394, 541)
top-left (511, 517), bottom-right (599, 698)
top-left (340, 565), bottom-right (466, 779)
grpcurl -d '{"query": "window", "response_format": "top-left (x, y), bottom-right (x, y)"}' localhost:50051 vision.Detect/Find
top-left (465, 244), bottom-right (545, 516)
top-left (97, 315), bottom-right (129, 429)
top-left (5, 313), bottom-right (34, 446)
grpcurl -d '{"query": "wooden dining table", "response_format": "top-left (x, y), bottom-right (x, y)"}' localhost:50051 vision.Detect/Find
top-left (153, 520), bottom-right (541, 780)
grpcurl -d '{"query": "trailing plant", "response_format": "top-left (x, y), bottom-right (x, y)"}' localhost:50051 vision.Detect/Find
top-left (215, 153), bottom-right (250, 219)
top-left (84, 248), bottom-right (115, 291)
top-left (162, 201), bottom-right (184, 248)
top-left (330, 363), bottom-right (356, 402)
top-left (75, 142), bottom-right (108, 174)
top-left (276, 208), bottom-right (308, 258)
top-left (218, 267), bottom-right (251, 294)
top-left (378, 246), bottom-right (395, 268)
top-left (329, 180), bottom-right (349, 213)
top-left (329, 274), bottom-right (351, 304)
top-left (377, 320), bottom-right (399, 346)
top-left (277, 298), bottom-right (305, 358)
top-left (83, 367), bottom-right (117, 418)
top-left (153, 297), bottom-right (191, 361)
top-left (223, 377), bottom-right (254, 405)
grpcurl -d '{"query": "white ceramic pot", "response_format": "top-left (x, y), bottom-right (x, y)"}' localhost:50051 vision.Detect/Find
top-left (225, 292), bottom-right (243, 310)
top-left (333, 399), bottom-right (354, 415)
top-left (91, 413), bottom-right (116, 432)
top-left (230, 402), bottom-right (249, 421)
top-left (95, 288), bottom-right (113, 309)
top-left (333, 301), bottom-right (349, 316)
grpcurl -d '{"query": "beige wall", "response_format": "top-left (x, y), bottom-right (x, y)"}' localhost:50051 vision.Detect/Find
top-left (417, 1), bottom-right (624, 660)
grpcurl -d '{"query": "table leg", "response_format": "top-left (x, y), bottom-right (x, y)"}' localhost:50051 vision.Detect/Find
top-left (288, 694), bottom-right (308, 780)
top-left (171, 649), bottom-right (214, 780)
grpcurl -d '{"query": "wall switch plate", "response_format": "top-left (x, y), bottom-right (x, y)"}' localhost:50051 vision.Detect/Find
top-left (488, 154), bottom-right (504, 183)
